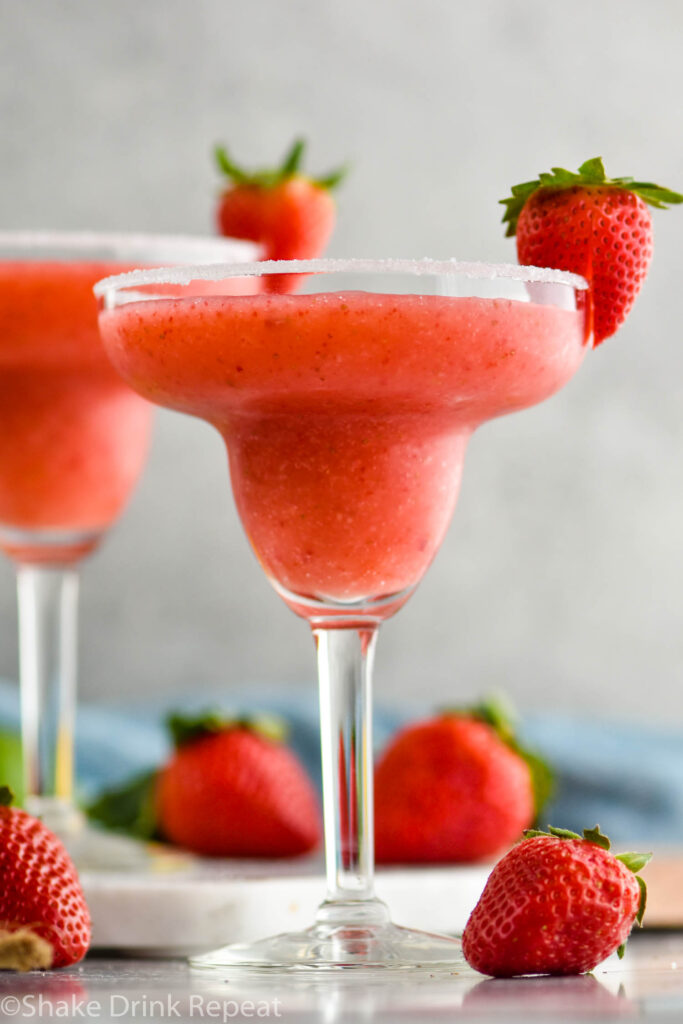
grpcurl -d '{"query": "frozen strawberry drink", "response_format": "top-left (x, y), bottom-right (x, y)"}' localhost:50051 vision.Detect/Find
top-left (95, 257), bottom-right (588, 969)
top-left (0, 260), bottom-right (152, 563)
top-left (99, 276), bottom-right (586, 612)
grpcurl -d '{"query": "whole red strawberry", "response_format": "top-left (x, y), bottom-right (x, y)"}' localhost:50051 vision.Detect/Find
top-left (0, 787), bottom-right (91, 970)
top-left (156, 713), bottom-right (320, 857)
top-left (462, 825), bottom-right (650, 977)
top-left (374, 701), bottom-right (548, 863)
top-left (215, 138), bottom-right (346, 293)
top-left (500, 158), bottom-right (682, 344)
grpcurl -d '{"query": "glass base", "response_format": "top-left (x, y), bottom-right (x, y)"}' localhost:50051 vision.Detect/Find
top-left (191, 900), bottom-right (466, 974)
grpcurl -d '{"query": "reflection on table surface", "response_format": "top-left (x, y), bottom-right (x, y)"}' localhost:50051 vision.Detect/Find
top-left (0, 932), bottom-right (680, 1021)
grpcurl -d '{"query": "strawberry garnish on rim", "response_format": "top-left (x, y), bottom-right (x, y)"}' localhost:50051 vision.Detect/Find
top-left (500, 158), bottom-right (682, 344)
top-left (215, 137), bottom-right (347, 293)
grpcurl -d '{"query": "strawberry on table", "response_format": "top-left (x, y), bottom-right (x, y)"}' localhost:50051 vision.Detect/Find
top-left (215, 138), bottom-right (346, 292)
top-left (0, 786), bottom-right (91, 970)
top-left (500, 158), bottom-right (682, 344)
top-left (156, 712), bottom-right (321, 858)
top-left (374, 699), bottom-right (551, 864)
top-left (462, 825), bottom-right (650, 977)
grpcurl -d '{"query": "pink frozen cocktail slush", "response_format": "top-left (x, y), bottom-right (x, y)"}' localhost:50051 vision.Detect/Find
top-left (99, 290), bottom-right (586, 610)
top-left (0, 262), bottom-right (152, 563)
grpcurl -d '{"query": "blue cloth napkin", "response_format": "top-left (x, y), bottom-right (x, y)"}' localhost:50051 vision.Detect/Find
top-left (0, 680), bottom-right (680, 844)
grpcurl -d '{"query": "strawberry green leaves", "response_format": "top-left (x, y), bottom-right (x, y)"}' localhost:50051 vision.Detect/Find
top-left (616, 851), bottom-right (653, 934)
top-left (576, 157), bottom-right (608, 182)
top-left (500, 157), bottom-right (683, 237)
top-left (523, 825), bottom-right (581, 841)
top-left (523, 824), bottom-right (611, 849)
top-left (0, 733), bottom-right (23, 806)
top-left (617, 868), bottom-right (649, 959)
top-left (635, 877), bottom-right (648, 929)
top-left (523, 825), bottom-right (652, 877)
top-left (616, 851), bottom-right (653, 874)
top-left (168, 710), bottom-right (287, 748)
top-left (215, 137), bottom-right (347, 191)
top-left (523, 824), bottom-right (613, 848)
top-left (582, 824), bottom-right (612, 850)
top-left (86, 770), bottom-right (159, 840)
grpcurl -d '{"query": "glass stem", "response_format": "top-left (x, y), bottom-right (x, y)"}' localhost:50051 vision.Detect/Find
top-left (17, 565), bottom-right (81, 830)
top-left (314, 625), bottom-right (382, 912)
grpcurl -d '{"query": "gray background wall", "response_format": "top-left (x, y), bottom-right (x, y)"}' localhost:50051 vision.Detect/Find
top-left (0, 0), bottom-right (681, 723)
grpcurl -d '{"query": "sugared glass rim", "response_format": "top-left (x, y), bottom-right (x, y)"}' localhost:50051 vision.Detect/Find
top-left (93, 256), bottom-right (588, 298)
top-left (0, 230), bottom-right (261, 263)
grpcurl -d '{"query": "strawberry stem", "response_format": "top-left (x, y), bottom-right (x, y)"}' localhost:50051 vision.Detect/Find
top-left (0, 785), bottom-right (13, 807)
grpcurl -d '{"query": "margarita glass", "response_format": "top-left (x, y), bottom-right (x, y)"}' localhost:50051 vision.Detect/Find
top-left (96, 257), bottom-right (589, 969)
top-left (0, 231), bottom-right (259, 868)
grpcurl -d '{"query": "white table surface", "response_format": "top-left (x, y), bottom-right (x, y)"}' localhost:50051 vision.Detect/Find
top-left (0, 932), bottom-right (680, 1022)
